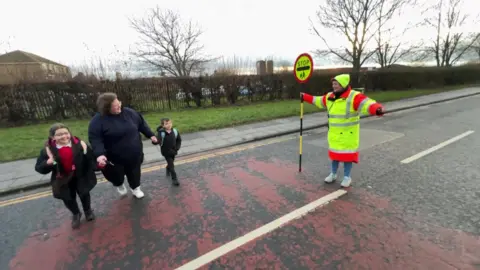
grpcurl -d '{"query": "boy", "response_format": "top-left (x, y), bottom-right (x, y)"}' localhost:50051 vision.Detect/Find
top-left (156, 118), bottom-right (182, 186)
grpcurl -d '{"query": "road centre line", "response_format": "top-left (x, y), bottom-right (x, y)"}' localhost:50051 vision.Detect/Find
top-left (0, 136), bottom-right (293, 208)
top-left (175, 189), bottom-right (348, 270)
top-left (400, 130), bottom-right (475, 164)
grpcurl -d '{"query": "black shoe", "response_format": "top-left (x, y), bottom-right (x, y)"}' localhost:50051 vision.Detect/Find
top-left (72, 213), bottom-right (82, 229)
top-left (172, 178), bottom-right (180, 186)
top-left (85, 210), bottom-right (95, 221)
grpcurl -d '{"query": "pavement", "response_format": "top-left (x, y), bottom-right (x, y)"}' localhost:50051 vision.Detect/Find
top-left (1, 87), bottom-right (480, 196)
top-left (1, 93), bottom-right (480, 269)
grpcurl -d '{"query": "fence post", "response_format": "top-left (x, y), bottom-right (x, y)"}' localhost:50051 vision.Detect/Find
top-left (166, 80), bottom-right (172, 111)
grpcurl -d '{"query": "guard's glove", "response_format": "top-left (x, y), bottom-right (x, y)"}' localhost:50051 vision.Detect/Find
top-left (376, 107), bottom-right (384, 116)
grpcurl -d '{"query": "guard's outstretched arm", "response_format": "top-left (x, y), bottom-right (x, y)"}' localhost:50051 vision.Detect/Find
top-left (301, 93), bottom-right (327, 109)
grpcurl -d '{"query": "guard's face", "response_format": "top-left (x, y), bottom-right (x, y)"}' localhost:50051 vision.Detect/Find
top-left (332, 81), bottom-right (342, 92)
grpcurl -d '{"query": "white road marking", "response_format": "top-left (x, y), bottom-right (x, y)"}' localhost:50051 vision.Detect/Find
top-left (175, 189), bottom-right (348, 270)
top-left (400, 130), bottom-right (475, 164)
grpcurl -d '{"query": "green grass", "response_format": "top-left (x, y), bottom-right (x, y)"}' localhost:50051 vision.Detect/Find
top-left (0, 87), bottom-right (466, 162)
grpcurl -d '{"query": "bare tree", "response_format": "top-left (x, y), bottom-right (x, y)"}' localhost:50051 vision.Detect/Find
top-left (374, 0), bottom-right (424, 67)
top-left (0, 42), bottom-right (6, 54)
top-left (0, 38), bottom-right (12, 54)
top-left (310, 0), bottom-right (406, 73)
top-left (266, 56), bottom-right (291, 73)
top-left (469, 33), bottom-right (480, 60)
top-left (71, 55), bottom-right (115, 83)
top-left (212, 56), bottom-right (256, 76)
top-left (129, 7), bottom-right (214, 77)
top-left (421, 0), bottom-right (479, 67)
top-left (71, 44), bottom-right (137, 81)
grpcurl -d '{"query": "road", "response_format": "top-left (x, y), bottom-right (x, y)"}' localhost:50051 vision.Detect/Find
top-left (1, 96), bottom-right (480, 270)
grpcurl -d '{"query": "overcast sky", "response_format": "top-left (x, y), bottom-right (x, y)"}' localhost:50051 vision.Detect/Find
top-left (1, 0), bottom-right (478, 69)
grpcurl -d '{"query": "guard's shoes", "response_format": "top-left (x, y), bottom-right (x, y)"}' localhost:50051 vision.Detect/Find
top-left (341, 177), bottom-right (352, 188)
top-left (131, 187), bottom-right (145, 198)
top-left (117, 184), bottom-right (128, 196)
top-left (85, 210), bottom-right (95, 221)
top-left (71, 213), bottom-right (82, 229)
top-left (324, 173), bottom-right (337, 183)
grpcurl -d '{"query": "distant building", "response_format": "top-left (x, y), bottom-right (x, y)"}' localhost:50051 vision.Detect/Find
top-left (0, 50), bottom-right (72, 84)
top-left (256, 60), bottom-right (266, 75)
top-left (266, 60), bottom-right (274, 74)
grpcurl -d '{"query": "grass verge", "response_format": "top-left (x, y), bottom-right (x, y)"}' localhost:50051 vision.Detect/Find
top-left (0, 87), bottom-right (470, 162)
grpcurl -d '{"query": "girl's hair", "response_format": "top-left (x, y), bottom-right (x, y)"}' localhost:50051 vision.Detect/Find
top-left (96, 92), bottom-right (118, 115)
top-left (49, 123), bottom-right (71, 138)
top-left (160, 117), bottom-right (170, 127)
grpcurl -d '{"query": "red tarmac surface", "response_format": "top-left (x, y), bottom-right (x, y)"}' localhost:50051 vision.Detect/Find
top-left (4, 155), bottom-right (480, 270)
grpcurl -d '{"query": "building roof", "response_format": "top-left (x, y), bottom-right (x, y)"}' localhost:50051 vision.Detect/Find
top-left (0, 50), bottom-right (67, 67)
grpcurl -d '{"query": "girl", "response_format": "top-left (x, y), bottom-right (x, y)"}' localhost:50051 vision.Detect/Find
top-left (34, 123), bottom-right (98, 229)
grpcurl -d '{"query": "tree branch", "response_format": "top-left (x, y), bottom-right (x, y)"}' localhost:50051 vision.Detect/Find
top-left (421, 0), bottom-right (477, 67)
top-left (310, 0), bottom-right (413, 71)
top-left (129, 7), bottom-right (215, 77)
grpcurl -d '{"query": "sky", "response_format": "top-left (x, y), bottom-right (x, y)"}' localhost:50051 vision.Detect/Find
top-left (1, 0), bottom-right (478, 72)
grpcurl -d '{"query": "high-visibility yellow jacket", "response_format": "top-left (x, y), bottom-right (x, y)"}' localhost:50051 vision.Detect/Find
top-left (303, 74), bottom-right (383, 163)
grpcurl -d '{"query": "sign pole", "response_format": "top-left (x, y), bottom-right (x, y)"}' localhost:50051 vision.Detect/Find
top-left (299, 88), bottom-right (304, 172)
top-left (293, 53), bottom-right (313, 173)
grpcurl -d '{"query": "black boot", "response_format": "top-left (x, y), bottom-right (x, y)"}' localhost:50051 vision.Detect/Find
top-left (85, 209), bottom-right (95, 221)
top-left (72, 213), bottom-right (82, 229)
top-left (171, 171), bottom-right (179, 186)
top-left (172, 178), bottom-right (180, 186)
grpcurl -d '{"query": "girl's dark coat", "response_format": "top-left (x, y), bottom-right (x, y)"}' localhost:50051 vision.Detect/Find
top-left (34, 137), bottom-right (97, 200)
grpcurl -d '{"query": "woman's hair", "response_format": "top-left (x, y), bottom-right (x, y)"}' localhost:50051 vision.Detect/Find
top-left (96, 92), bottom-right (118, 115)
top-left (49, 123), bottom-right (70, 138)
top-left (160, 117), bottom-right (170, 127)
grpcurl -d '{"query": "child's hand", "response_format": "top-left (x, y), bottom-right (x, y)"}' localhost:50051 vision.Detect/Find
top-left (97, 155), bottom-right (107, 166)
top-left (46, 157), bottom-right (54, 165)
top-left (97, 162), bottom-right (106, 169)
top-left (45, 147), bottom-right (54, 165)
